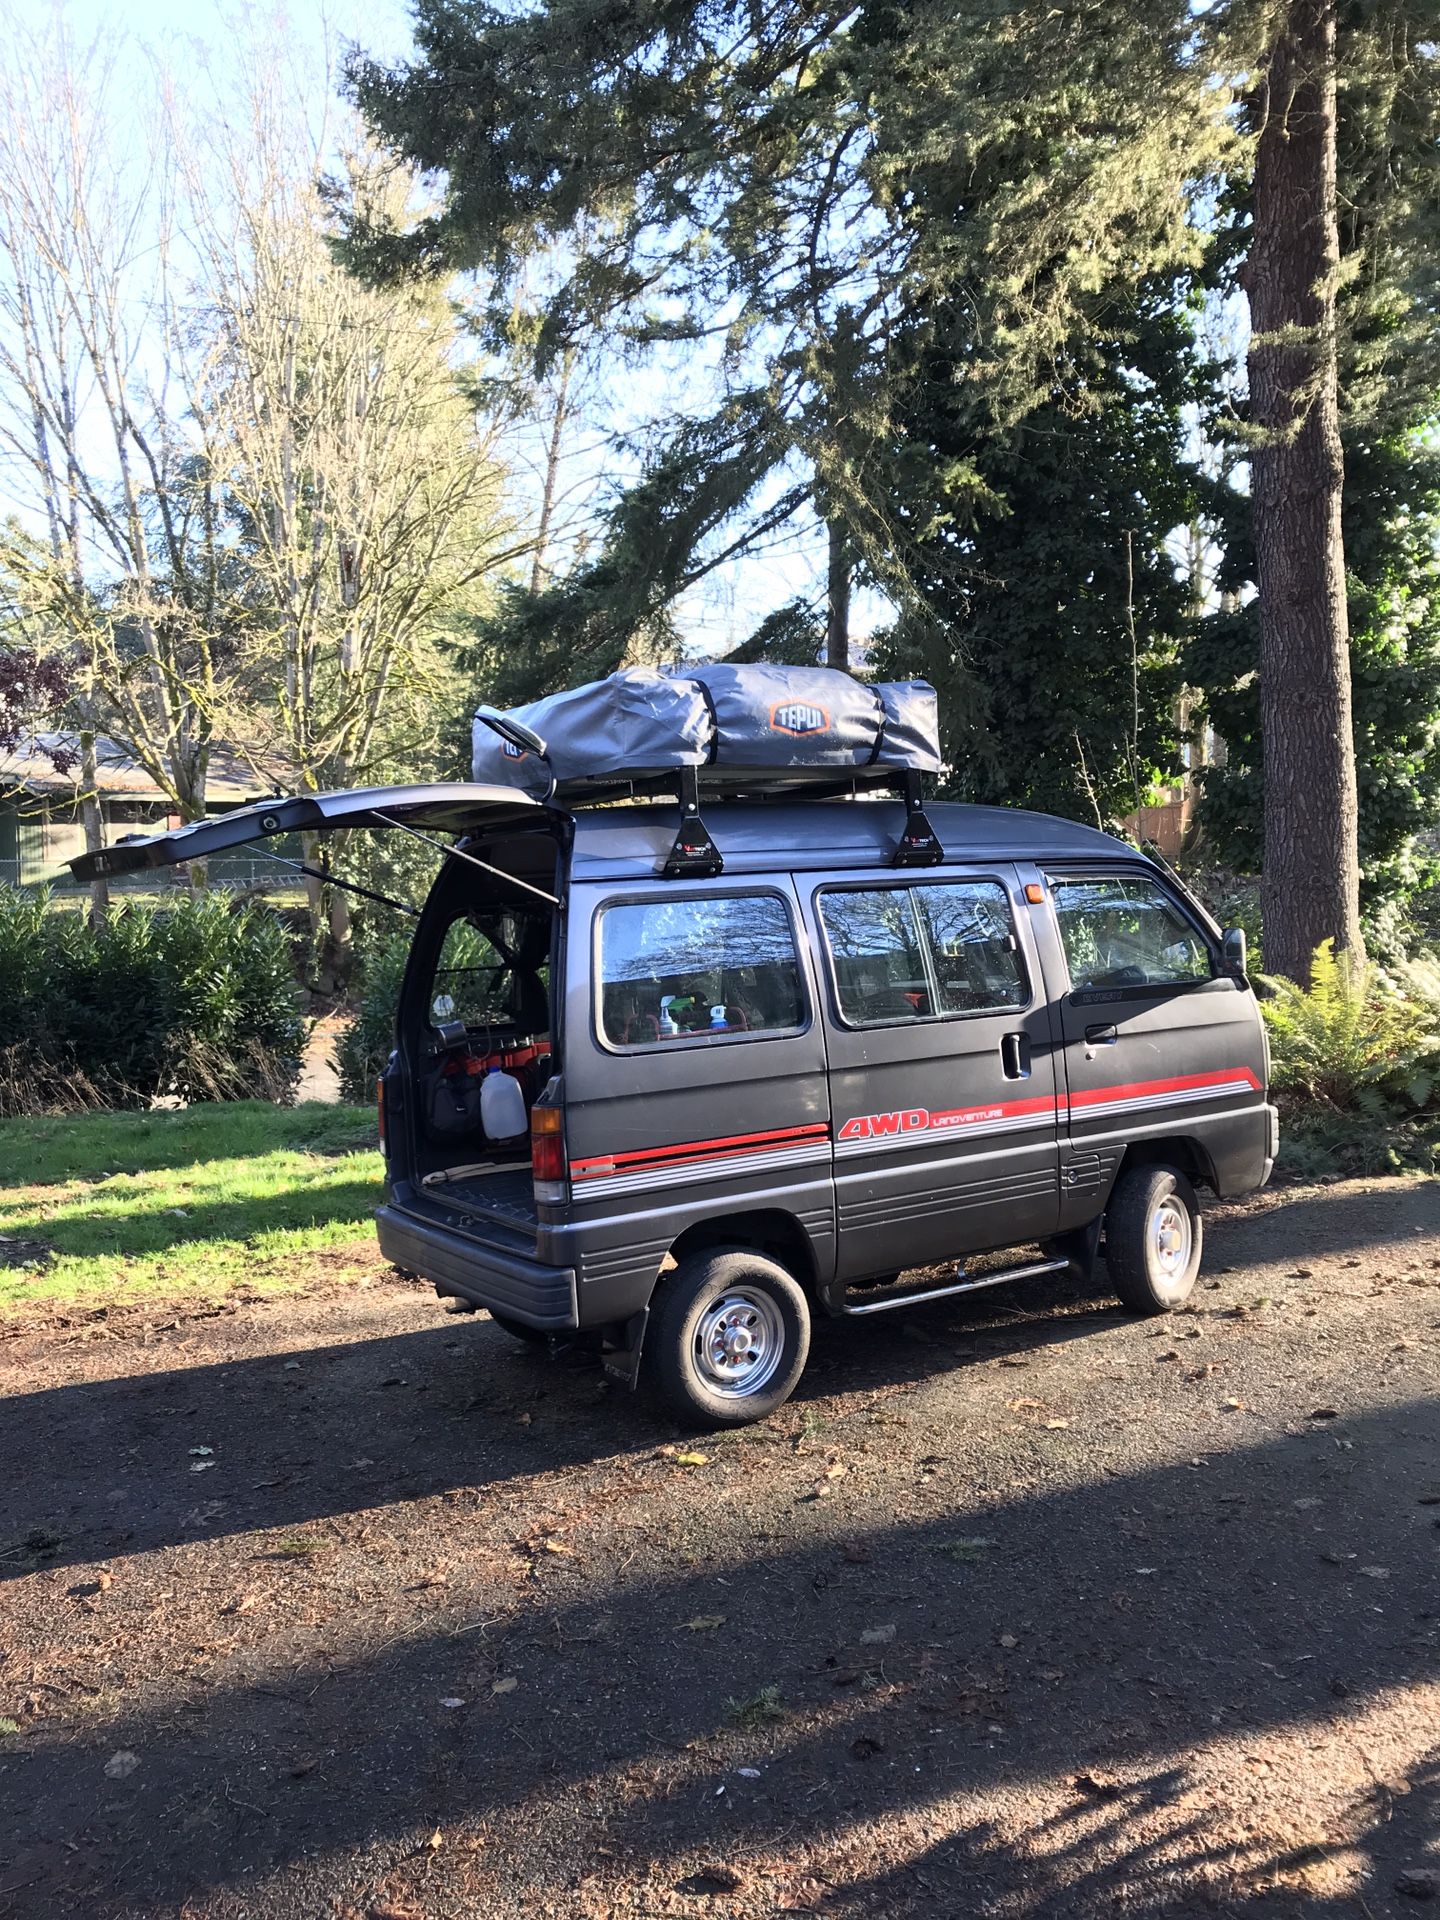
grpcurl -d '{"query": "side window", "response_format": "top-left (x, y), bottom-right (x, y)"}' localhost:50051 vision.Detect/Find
top-left (916, 883), bottom-right (1028, 1013)
top-left (598, 893), bottom-right (805, 1046)
top-left (819, 881), bottom-right (1028, 1024)
top-left (1049, 874), bottom-right (1213, 990)
top-left (429, 907), bottom-right (551, 1033)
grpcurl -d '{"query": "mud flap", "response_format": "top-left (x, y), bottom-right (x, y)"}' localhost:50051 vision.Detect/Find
top-left (601, 1306), bottom-right (651, 1390)
top-left (1041, 1215), bottom-right (1104, 1285)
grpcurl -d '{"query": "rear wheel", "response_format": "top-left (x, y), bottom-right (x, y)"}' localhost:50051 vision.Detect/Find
top-left (646, 1247), bottom-right (810, 1427)
top-left (1104, 1164), bottom-right (1203, 1313)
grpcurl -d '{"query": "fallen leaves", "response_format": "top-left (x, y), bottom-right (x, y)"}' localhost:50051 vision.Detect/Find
top-left (675, 1451), bottom-right (709, 1467)
top-left (1073, 1770), bottom-right (1123, 1801)
top-left (491, 1676), bottom-right (518, 1696)
top-left (683, 1615), bottom-right (727, 1632)
top-left (103, 1750), bottom-right (140, 1779)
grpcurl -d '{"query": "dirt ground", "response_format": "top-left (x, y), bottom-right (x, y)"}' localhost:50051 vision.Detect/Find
top-left (2, 1178), bottom-right (1438, 1920)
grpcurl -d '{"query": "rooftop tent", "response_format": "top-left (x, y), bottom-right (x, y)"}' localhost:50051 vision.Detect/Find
top-left (470, 665), bottom-right (942, 798)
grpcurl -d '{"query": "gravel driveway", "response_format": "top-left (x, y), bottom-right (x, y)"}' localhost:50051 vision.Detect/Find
top-left (2, 1177), bottom-right (1438, 1920)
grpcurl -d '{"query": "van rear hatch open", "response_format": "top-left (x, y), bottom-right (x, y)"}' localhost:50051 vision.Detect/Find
top-left (65, 784), bottom-right (557, 882)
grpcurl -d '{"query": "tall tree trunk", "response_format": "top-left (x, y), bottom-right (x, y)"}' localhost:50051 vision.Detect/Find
top-left (78, 725), bottom-right (109, 925)
top-left (530, 347), bottom-right (574, 595)
top-left (825, 520), bottom-right (850, 671)
top-left (1246, 0), bottom-right (1363, 981)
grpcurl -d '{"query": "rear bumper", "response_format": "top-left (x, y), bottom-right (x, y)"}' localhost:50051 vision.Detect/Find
top-left (1260, 1101), bottom-right (1280, 1188)
top-left (375, 1205), bottom-right (578, 1329)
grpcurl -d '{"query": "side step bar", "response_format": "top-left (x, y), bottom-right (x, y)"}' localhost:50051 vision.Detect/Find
top-left (840, 1256), bottom-right (1071, 1317)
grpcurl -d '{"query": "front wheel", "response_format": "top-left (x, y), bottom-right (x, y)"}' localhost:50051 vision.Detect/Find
top-left (645, 1248), bottom-right (810, 1427)
top-left (1104, 1165), bottom-right (1203, 1313)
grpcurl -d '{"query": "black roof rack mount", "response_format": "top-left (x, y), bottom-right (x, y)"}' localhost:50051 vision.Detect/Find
top-left (661, 766), bottom-right (725, 878)
top-left (891, 770), bottom-right (945, 868)
top-left (654, 764), bottom-right (945, 877)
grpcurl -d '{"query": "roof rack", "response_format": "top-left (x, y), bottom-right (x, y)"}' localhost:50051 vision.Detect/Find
top-left (471, 706), bottom-right (946, 875)
top-left (582, 764), bottom-right (944, 877)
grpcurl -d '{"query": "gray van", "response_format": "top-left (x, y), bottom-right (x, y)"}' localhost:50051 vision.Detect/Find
top-left (74, 773), bottom-right (1277, 1428)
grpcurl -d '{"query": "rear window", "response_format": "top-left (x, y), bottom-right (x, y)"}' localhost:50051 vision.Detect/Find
top-left (819, 880), bottom-right (1028, 1023)
top-left (598, 893), bottom-right (805, 1046)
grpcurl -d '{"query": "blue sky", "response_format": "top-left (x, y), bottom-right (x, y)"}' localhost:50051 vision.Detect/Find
top-left (51, 0), bottom-right (841, 658)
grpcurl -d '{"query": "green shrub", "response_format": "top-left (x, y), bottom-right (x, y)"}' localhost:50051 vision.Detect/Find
top-left (337, 930), bottom-right (409, 1104)
top-left (0, 891), bottom-right (303, 1113)
top-left (1261, 939), bottom-right (1440, 1116)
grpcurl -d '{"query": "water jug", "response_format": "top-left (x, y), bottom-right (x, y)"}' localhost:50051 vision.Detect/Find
top-left (480, 1065), bottom-right (528, 1141)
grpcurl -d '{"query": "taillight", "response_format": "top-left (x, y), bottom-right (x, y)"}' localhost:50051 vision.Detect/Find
top-left (531, 1100), bottom-right (567, 1205)
top-left (376, 1076), bottom-right (387, 1152)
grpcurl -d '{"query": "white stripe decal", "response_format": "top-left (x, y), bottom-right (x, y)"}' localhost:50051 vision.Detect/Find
top-left (570, 1072), bottom-right (1261, 1200)
top-left (575, 1141), bottom-right (832, 1201)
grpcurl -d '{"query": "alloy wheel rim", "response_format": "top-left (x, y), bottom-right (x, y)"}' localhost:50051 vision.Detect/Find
top-left (694, 1288), bottom-right (786, 1397)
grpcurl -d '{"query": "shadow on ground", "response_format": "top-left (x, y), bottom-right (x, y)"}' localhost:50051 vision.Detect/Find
top-left (2, 1180), bottom-right (1438, 1916)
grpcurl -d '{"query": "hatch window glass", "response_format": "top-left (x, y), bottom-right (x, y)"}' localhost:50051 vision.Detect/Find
top-left (598, 893), bottom-right (805, 1045)
top-left (820, 881), bottom-right (1028, 1023)
top-left (1049, 874), bottom-right (1213, 989)
top-left (429, 905), bottom-right (552, 1035)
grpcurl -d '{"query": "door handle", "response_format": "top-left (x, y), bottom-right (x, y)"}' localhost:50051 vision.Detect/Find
top-left (1085, 1023), bottom-right (1118, 1045)
top-left (1000, 1031), bottom-right (1031, 1079)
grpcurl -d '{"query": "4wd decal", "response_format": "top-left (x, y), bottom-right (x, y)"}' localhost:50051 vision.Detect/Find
top-left (770, 699), bottom-right (829, 736)
top-left (835, 1068), bottom-right (1263, 1156)
top-left (839, 1096), bottom-right (1054, 1145)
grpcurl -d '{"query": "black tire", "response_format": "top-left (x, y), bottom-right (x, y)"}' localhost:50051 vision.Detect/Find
top-left (489, 1312), bottom-right (550, 1347)
top-left (645, 1247), bottom-right (811, 1428)
top-left (1104, 1164), bottom-right (1203, 1313)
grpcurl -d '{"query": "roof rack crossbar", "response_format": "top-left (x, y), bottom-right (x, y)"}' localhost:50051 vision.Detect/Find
top-left (660, 766), bottom-right (724, 879)
top-left (891, 770), bottom-right (945, 868)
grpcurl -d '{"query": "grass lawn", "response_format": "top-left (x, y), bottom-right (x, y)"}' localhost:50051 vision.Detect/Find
top-left (0, 1102), bottom-right (385, 1314)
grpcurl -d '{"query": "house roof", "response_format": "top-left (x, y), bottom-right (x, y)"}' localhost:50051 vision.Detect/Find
top-left (0, 734), bottom-right (272, 805)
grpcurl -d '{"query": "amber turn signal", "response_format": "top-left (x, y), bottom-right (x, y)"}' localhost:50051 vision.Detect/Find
top-left (1024, 882), bottom-right (1046, 904)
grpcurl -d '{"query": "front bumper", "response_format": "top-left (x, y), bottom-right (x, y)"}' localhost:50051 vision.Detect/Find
top-left (375, 1205), bottom-right (578, 1329)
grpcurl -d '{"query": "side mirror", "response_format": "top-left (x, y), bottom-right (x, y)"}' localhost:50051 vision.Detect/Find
top-left (1221, 927), bottom-right (1248, 978)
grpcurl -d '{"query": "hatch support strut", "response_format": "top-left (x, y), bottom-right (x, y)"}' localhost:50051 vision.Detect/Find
top-left (370, 811), bottom-right (562, 908)
top-left (252, 849), bottom-right (421, 917)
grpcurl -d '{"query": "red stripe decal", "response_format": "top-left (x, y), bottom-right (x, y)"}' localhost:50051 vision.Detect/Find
top-left (574, 1069), bottom-right (1260, 1180)
top-left (1068, 1067), bottom-right (1260, 1110)
top-left (572, 1121), bottom-right (829, 1180)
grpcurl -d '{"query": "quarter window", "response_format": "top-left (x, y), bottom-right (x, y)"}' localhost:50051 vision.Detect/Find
top-left (820, 881), bottom-right (1028, 1024)
top-left (1049, 874), bottom-right (1212, 990)
top-left (598, 894), bottom-right (805, 1045)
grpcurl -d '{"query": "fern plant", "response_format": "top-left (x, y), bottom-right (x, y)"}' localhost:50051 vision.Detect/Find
top-left (1261, 940), bottom-right (1440, 1115)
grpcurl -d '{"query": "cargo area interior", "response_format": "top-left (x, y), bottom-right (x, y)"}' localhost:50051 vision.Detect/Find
top-left (407, 829), bottom-right (562, 1222)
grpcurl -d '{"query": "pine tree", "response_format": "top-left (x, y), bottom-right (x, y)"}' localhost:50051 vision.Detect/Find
top-left (874, 286), bottom-right (1201, 825)
top-left (345, 0), bottom-right (1436, 976)
top-left (1186, 5), bottom-right (1440, 950)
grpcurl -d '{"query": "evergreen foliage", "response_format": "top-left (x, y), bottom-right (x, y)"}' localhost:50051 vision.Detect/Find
top-left (0, 893), bottom-right (303, 1112)
top-left (345, 0), bottom-right (1246, 662)
top-left (873, 286), bottom-right (1202, 823)
top-left (1261, 939), bottom-right (1440, 1114)
top-left (1184, 13), bottom-right (1440, 925)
